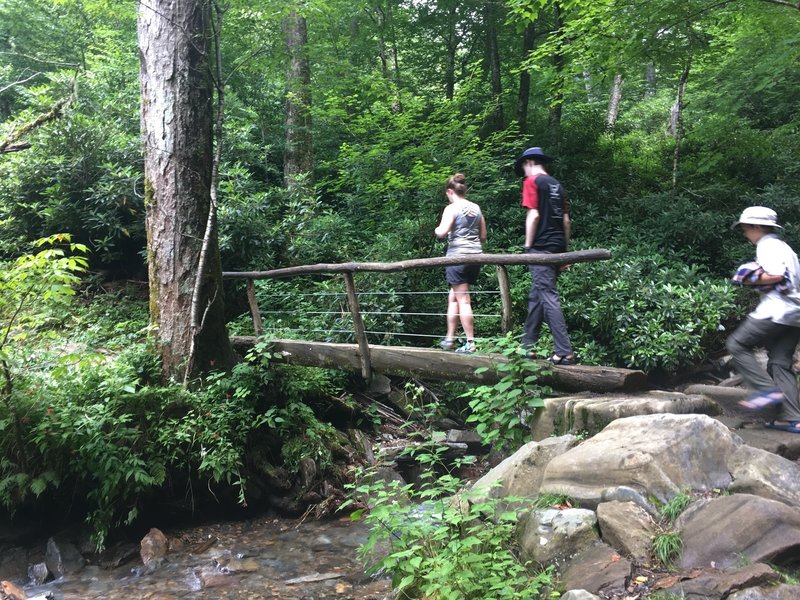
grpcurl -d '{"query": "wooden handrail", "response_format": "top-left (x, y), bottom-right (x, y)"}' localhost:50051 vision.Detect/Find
top-left (222, 249), bottom-right (610, 280)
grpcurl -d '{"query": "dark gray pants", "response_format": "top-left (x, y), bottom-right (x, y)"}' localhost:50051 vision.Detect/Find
top-left (522, 253), bottom-right (572, 357)
top-left (726, 316), bottom-right (800, 421)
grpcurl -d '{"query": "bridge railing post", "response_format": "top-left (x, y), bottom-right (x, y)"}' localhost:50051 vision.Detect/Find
top-left (245, 278), bottom-right (264, 336)
top-left (342, 272), bottom-right (372, 381)
top-left (495, 265), bottom-right (513, 334)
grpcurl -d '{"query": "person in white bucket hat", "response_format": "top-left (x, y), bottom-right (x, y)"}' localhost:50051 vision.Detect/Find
top-left (730, 205), bottom-right (783, 230)
top-left (727, 206), bottom-right (800, 432)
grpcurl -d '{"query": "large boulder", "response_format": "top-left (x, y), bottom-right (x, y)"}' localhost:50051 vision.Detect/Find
top-left (540, 414), bottom-right (740, 508)
top-left (596, 501), bottom-right (656, 563)
top-left (728, 444), bottom-right (800, 508)
top-left (469, 435), bottom-right (578, 504)
top-left (139, 528), bottom-right (169, 567)
top-left (558, 542), bottom-right (632, 597)
top-left (559, 592), bottom-right (601, 600)
top-left (517, 507), bottom-right (599, 566)
top-left (531, 391), bottom-right (721, 441)
top-left (677, 494), bottom-right (800, 570)
top-left (45, 536), bottom-right (85, 578)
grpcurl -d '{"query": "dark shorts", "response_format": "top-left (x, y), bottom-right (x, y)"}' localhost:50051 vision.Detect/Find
top-left (446, 264), bottom-right (481, 286)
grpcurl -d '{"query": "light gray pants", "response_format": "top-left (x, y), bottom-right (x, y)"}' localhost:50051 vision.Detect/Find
top-left (726, 316), bottom-right (800, 421)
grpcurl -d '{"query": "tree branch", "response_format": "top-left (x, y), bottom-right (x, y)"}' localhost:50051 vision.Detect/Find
top-left (758, 0), bottom-right (800, 9)
top-left (0, 71), bottom-right (44, 95)
top-left (0, 96), bottom-right (70, 154)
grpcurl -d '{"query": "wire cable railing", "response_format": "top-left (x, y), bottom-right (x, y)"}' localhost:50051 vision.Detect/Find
top-left (251, 287), bottom-right (503, 343)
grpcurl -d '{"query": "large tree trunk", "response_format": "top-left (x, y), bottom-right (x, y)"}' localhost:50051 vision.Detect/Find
top-left (483, 1), bottom-right (504, 133)
top-left (444, 1), bottom-right (458, 100)
top-left (547, 2), bottom-right (565, 143)
top-left (516, 23), bottom-right (535, 132)
top-left (283, 9), bottom-right (313, 189)
top-left (606, 73), bottom-right (623, 129)
top-left (644, 62), bottom-right (656, 97)
top-left (669, 55), bottom-right (692, 190)
top-left (371, 2), bottom-right (402, 111)
top-left (138, 0), bottom-right (234, 380)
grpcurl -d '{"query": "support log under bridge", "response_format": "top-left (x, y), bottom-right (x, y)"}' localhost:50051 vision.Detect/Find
top-left (224, 249), bottom-right (647, 392)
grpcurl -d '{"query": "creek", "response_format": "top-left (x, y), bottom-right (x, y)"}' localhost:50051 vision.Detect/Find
top-left (0, 513), bottom-right (392, 600)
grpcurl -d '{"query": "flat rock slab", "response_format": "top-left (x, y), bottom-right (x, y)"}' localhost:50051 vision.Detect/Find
top-left (560, 542), bottom-right (631, 597)
top-left (677, 494), bottom-right (800, 570)
top-left (531, 391), bottom-right (721, 441)
top-left (686, 384), bottom-right (784, 421)
top-left (727, 444), bottom-right (800, 508)
top-left (717, 417), bottom-right (800, 461)
top-left (659, 563), bottom-right (779, 600)
top-left (729, 584), bottom-right (800, 599)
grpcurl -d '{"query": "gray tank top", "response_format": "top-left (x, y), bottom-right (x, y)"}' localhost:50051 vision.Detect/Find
top-left (446, 201), bottom-right (483, 256)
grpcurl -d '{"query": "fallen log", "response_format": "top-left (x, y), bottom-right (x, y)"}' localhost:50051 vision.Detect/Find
top-left (231, 337), bottom-right (647, 393)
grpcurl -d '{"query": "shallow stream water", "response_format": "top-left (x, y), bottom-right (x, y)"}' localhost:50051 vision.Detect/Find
top-left (5, 514), bottom-right (392, 600)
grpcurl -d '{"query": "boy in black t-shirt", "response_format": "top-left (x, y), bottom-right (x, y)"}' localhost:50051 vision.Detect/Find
top-left (514, 147), bottom-right (576, 365)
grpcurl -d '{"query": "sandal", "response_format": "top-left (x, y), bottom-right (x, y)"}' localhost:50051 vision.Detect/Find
top-left (765, 420), bottom-right (800, 433)
top-left (439, 338), bottom-right (456, 350)
top-left (549, 354), bottom-right (578, 366)
top-left (455, 341), bottom-right (476, 354)
top-left (738, 389), bottom-right (785, 410)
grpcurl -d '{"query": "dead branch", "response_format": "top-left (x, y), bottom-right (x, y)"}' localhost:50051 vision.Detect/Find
top-left (0, 96), bottom-right (70, 154)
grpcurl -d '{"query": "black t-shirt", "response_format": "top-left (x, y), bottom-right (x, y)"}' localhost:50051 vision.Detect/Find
top-left (521, 173), bottom-right (568, 252)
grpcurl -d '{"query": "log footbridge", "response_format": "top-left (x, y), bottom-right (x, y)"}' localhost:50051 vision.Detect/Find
top-left (223, 250), bottom-right (647, 393)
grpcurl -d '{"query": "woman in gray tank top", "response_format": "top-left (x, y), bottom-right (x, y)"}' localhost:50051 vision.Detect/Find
top-left (434, 173), bottom-right (487, 353)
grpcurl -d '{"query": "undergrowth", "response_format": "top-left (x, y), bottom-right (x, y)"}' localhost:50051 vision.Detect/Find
top-left (343, 445), bottom-right (556, 599)
top-left (0, 251), bottom-right (348, 549)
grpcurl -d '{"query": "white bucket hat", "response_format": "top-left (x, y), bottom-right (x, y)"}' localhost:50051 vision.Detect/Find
top-left (731, 206), bottom-right (782, 230)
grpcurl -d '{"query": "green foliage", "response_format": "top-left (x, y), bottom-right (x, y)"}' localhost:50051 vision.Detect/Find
top-left (559, 247), bottom-right (736, 372)
top-left (0, 235), bottom-right (89, 448)
top-left (0, 234), bottom-right (88, 339)
top-left (0, 279), bottom-right (353, 549)
top-left (461, 334), bottom-right (551, 453)
top-left (31, 365), bottom-right (168, 549)
top-left (651, 490), bottom-right (692, 570)
top-left (652, 530), bottom-right (683, 569)
top-left (531, 492), bottom-right (578, 510)
top-left (659, 490), bottom-right (692, 523)
top-left (649, 592), bottom-right (687, 600)
top-left (270, 397), bottom-right (338, 475)
top-left (0, 235), bottom-right (88, 518)
top-left (772, 564), bottom-right (800, 586)
top-left (0, 108), bottom-right (143, 267)
top-left (246, 342), bottom-right (345, 475)
top-left (156, 363), bottom-right (273, 504)
top-left (344, 451), bottom-right (555, 599)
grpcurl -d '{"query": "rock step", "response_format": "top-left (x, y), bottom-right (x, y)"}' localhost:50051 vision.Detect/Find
top-left (532, 387), bottom-right (800, 462)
